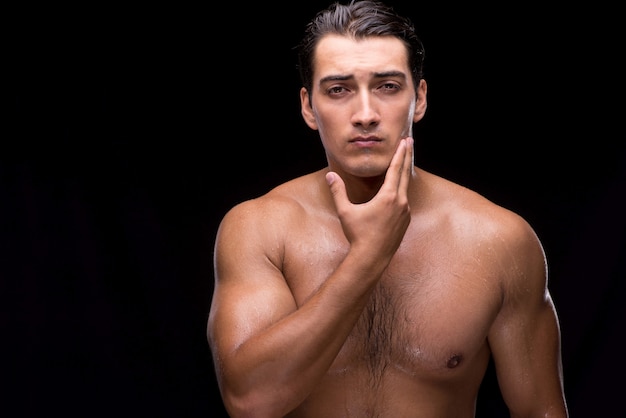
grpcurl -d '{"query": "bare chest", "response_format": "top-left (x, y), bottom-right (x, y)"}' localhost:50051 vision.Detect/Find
top-left (282, 223), bottom-right (501, 379)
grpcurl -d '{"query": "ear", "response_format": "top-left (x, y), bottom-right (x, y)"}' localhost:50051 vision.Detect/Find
top-left (300, 87), bottom-right (319, 130)
top-left (412, 79), bottom-right (428, 123)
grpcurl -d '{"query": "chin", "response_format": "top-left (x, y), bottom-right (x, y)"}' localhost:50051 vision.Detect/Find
top-left (347, 163), bottom-right (388, 179)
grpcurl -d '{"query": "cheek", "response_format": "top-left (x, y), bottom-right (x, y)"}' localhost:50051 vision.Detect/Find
top-left (407, 102), bottom-right (416, 120)
top-left (396, 100), bottom-right (415, 119)
top-left (381, 104), bottom-right (413, 128)
top-left (313, 107), bottom-right (341, 135)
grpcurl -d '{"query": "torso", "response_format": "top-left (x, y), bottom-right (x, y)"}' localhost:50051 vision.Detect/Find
top-left (264, 168), bottom-right (509, 417)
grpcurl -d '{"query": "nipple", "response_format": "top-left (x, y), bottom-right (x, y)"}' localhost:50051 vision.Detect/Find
top-left (446, 354), bottom-right (462, 369)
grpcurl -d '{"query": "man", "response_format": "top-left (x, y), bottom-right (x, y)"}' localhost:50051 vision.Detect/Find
top-left (207, 1), bottom-right (569, 416)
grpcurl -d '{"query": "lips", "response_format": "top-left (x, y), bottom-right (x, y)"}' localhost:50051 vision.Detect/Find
top-left (349, 136), bottom-right (383, 149)
top-left (350, 135), bottom-right (381, 142)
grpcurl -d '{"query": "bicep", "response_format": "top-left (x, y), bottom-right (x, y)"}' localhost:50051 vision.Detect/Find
top-left (207, 204), bottom-right (298, 358)
top-left (487, 221), bottom-right (566, 415)
top-left (489, 292), bottom-right (565, 414)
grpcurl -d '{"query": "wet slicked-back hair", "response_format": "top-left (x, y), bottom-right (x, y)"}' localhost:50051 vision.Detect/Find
top-left (296, 0), bottom-right (425, 96)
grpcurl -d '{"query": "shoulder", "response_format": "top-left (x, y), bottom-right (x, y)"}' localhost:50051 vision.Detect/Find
top-left (216, 170), bottom-right (325, 242)
top-left (423, 169), bottom-right (538, 240)
top-left (214, 171), bottom-right (329, 272)
top-left (421, 169), bottom-right (546, 280)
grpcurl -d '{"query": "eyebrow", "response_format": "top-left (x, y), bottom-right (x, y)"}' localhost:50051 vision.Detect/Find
top-left (319, 70), bottom-right (407, 84)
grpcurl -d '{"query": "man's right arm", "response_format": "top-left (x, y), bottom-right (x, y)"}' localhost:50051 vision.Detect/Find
top-left (207, 138), bottom-right (414, 417)
top-left (207, 199), bottom-right (390, 417)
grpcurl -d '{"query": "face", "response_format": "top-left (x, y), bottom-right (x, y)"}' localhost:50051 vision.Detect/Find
top-left (301, 34), bottom-right (427, 179)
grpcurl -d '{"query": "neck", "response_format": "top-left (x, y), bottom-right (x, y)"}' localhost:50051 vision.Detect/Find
top-left (323, 166), bottom-right (420, 205)
top-left (331, 170), bottom-right (386, 204)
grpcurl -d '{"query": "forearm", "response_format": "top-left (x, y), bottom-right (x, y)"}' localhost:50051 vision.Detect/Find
top-left (217, 249), bottom-right (388, 417)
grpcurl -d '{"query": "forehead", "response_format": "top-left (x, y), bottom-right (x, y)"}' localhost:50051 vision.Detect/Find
top-left (313, 34), bottom-right (410, 79)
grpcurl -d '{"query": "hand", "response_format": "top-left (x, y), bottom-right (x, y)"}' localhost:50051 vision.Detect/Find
top-left (325, 137), bottom-right (413, 261)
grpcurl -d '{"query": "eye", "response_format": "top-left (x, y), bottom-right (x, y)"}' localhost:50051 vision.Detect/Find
top-left (327, 85), bottom-right (348, 96)
top-left (379, 82), bottom-right (400, 92)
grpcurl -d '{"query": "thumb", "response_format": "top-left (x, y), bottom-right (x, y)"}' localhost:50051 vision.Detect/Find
top-left (326, 171), bottom-right (349, 211)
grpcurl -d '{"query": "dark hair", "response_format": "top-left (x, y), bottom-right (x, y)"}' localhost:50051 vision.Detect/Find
top-left (296, 0), bottom-right (425, 96)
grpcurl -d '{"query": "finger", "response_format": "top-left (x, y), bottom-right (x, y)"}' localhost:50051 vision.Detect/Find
top-left (398, 137), bottom-right (413, 194)
top-left (326, 171), bottom-right (349, 212)
top-left (382, 138), bottom-right (408, 192)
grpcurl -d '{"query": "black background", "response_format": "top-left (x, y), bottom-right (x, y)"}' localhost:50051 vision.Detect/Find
top-left (5, 2), bottom-right (624, 417)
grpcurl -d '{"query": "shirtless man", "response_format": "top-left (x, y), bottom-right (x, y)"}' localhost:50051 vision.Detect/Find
top-left (207, 1), bottom-right (569, 416)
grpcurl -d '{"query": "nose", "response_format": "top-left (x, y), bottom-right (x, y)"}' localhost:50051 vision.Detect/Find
top-left (351, 91), bottom-right (380, 132)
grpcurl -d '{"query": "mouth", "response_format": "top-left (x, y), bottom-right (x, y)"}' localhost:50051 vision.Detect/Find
top-left (349, 135), bottom-right (382, 144)
top-left (349, 137), bottom-right (382, 150)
